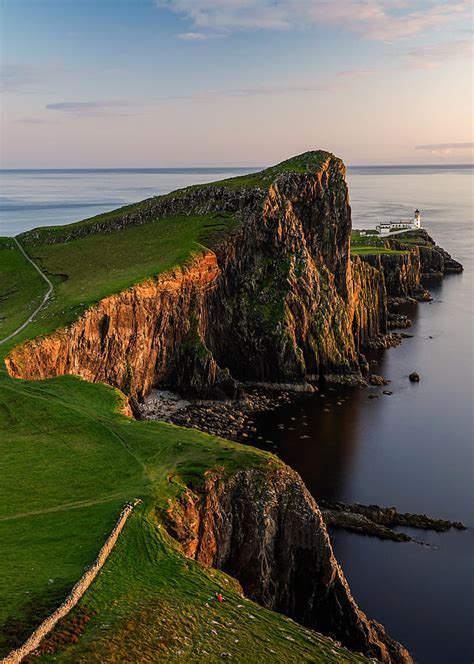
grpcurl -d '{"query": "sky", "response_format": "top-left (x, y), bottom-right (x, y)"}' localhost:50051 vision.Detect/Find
top-left (0, 0), bottom-right (473, 167)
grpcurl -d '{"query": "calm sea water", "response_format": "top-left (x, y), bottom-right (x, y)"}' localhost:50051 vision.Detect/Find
top-left (1, 165), bottom-right (473, 663)
top-left (0, 167), bottom-right (260, 236)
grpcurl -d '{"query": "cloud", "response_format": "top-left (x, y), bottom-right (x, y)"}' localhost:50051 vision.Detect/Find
top-left (404, 38), bottom-right (473, 68)
top-left (165, 82), bottom-right (334, 100)
top-left (415, 142), bottom-right (474, 155)
top-left (1, 64), bottom-right (48, 93)
top-left (46, 101), bottom-right (133, 116)
top-left (17, 116), bottom-right (61, 125)
top-left (177, 31), bottom-right (209, 40)
top-left (157, 1), bottom-right (471, 41)
top-left (336, 68), bottom-right (372, 77)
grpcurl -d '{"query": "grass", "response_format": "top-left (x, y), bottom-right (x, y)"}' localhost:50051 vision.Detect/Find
top-left (350, 246), bottom-right (407, 255)
top-left (0, 369), bottom-right (277, 655)
top-left (350, 231), bottom-right (409, 256)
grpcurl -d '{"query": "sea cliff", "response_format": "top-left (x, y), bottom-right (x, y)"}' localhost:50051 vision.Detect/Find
top-left (6, 151), bottom-right (463, 663)
top-left (166, 466), bottom-right (411, 663)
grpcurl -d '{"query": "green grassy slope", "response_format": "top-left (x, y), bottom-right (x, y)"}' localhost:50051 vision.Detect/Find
top-left (34, 508), bottom-right (368, 663)
top-left (0, 160), bottom-right (371, 662)
top-left (0, 367), bottom-right (273, 656)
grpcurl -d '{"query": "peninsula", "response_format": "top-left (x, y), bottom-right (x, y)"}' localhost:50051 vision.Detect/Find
top-left (0, 151), bottom-right (462, 663)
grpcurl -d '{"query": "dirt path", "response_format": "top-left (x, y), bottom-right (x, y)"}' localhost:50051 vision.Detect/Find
top-left (0, 238), bottom-right (53, 346)
top-left (0, 493), bottom-right (130, 522)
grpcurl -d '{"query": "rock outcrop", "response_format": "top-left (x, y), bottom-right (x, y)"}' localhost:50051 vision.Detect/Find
top-left (165, 466), bottom-right (412, 663)
top-left (350, 257), bottom-right (388, 348)
top-left (8, 153), bottom-right (384, 395)
top-left (319, 499), bottom-right (466, 542)
top-left (387, 230), bottom-right (463, 278)
top-left (6, 253), bottom-right (231, 401)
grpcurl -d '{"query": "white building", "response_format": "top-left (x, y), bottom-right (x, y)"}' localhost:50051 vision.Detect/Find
top-left (376, 209), bottom-right (421, 236)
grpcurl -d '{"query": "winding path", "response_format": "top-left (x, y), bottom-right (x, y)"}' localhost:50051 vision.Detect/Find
top-left (0, 238), bottom-right (53, 346)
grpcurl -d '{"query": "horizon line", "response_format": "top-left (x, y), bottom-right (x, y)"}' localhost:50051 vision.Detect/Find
top-left (1, 163), bottom-right (473, 171)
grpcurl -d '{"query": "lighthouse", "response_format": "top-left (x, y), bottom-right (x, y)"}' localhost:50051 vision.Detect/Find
top-left (414, 209), bottom-right (421, 229)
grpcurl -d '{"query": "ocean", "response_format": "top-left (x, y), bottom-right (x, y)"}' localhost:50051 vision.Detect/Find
top-left (1, 165), bottom-right (473, 663)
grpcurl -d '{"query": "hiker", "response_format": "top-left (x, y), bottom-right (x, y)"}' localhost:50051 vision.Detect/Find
top-left (214, 591), bottom-right (224, 603)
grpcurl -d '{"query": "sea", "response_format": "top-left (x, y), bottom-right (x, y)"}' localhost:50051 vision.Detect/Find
top-left (1, 165), bottom-right (473, 664)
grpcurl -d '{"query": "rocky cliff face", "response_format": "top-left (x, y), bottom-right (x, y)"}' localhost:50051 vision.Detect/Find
top-left (416, 237), bottom-right (463, 276)
top-left (387, 230), bottom-right (463, 278)
top-left (6, 253), bottom-right (231, 401)
top-left (165, 466), bottom-right (412, 664)
top-left (357, 250), bottom-right (428, 300)
top-left (8, 154), bottom-right (383, 394)
top-left (350, 257), bottom-right (388, 347)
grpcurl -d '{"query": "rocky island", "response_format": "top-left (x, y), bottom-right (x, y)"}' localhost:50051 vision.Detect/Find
top-left (0, 151), bottom-right (463, 663)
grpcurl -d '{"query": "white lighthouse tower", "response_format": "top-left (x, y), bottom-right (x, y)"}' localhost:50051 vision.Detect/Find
top-left (414, 209), bottom-right (421, 229)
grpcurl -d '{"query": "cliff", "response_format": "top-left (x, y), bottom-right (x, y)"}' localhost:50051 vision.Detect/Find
top-left (165, 466), bottom-right (411, 663)
top-left (350, 257), bottom-right (388, 347)
top-left (387, 230), bottom-right (463, 279)
top-left (8, 152), bottom-right (383, 395)
top-left (356, 250), bottom-right (429, 300)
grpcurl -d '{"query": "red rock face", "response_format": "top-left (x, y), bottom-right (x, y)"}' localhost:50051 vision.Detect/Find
top-left (165, 466), bottom-right (412, 664)
top-left (6, 252), bottom-right (224, 399)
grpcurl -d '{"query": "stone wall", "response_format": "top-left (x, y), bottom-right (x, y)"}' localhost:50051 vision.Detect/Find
top-left (2, 500), bottom-right (139, 664)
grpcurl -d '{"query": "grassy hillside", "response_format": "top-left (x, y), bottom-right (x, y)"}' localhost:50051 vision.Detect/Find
top-left (18, 150), bottom-right (331, 247)
top-left (0, 366), bottom-right (273, 655)
top-left (0, 159), bottom-right (371, 662)
top-left (34, 509), bottom-right (368, 663)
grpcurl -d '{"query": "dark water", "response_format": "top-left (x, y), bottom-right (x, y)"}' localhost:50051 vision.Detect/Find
top-left (1, 165), bottom-right (472, 663)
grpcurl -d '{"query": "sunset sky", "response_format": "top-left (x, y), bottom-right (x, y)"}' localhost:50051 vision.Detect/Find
top-left (1, 0), bottom-right (473, 167)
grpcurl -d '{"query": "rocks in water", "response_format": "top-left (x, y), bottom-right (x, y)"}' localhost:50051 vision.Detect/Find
top-left (365, 333), bottom-right (402, 350)
top-left (387, 312), bottom-right (412, 329)
top-left (382, 390), bottom-right (393, 396)
top-left (323, 510), bottom-right (411, 543)
top-left (369, 374), bottom-right (389, 386)
top-left (409, 372), bottom-right (420, 382)
top-left (319, 499), bottom-right (466, 543)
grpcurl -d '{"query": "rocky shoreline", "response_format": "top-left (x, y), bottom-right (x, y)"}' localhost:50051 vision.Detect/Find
top-left (139, 386), bottom-right (299, 442)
